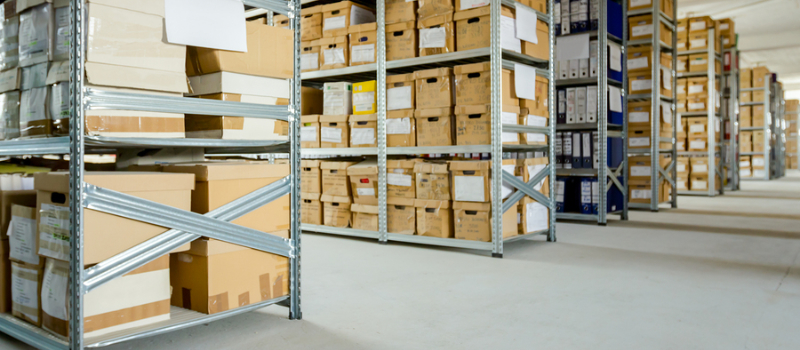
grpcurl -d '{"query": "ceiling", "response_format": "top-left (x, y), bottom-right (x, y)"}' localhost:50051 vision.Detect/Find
top-left (677, 0), bottom-right (800, 99)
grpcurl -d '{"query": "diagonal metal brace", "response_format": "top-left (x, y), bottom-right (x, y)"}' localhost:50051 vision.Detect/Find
top-left (606, 165), bottom-right (624, 193)
top-left (502, 165), bottom-right (552, 213)
top-left (242, 0), bottom-right (292, 15)
top-left (82, 177), bottom-right (292, 293)
top-left (503, 170), bottom-right (550, 205)
top-left (659, 165), bottom-right (675, 187)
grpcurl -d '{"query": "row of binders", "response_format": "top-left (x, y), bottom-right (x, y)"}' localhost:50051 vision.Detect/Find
top-left (555, 132), bottom-right (624, 169)
top-left (556, 87), bottom-right (624, 124)
top-left (554, 0), bottom-right (623, 36)
top-left (555, 176), bottom-right (625, 214)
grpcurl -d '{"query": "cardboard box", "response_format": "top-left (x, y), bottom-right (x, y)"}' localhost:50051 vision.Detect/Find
top-left (454, 62), bottom-right (517, 106)
top-left (627, 45), bottom-right (673, 73)
top-left (453, 202), bottom-right (517, 241)
top-left (319, 115), bottom-right (350, 148)
top-left (415, 67), bottom-right (453, 109)
top-left (418, 0), bottom-right (455, 20)
top-left (8, 204), bottom-right (41, 266)
top-left (348, 160), bottom-right (379, 205)
top-left (323, 82), bottom-right (353, 115)
top-left (628, 125), bottom-right (672, 150)
top-left (187, 72), bottom-right (289, 99)
top-left (414, 162), bottom-right (450, 200)
top-left (690, 157), bottom-right (714, 175)
top-left (0, 190), bottom-right (36, 236)
top-left (628, 155), bottom-right (671, 180)
top-left (455, 104), bottom-right (521, 145)
top-left (629, 15), bottom-right (672, 43)
top-left (518, 75), bottom-right (549, 117)
top-left (518, 157), bottom-right (550, 196)
top-left (414, 199), bottom-right (452, 238)
top-left (676, 56), bottom-right (688, 73)
top-left (186, 20), bottom-right (291, 80)
top-left (418, 13), bottom-right (454, 56)
top-left (688, 53), bottom-right (721, 73)
top-left (300, 5), bottom-right (323, 41)
top-left (300, 40), bottom-right (321, 72)
top-left (685, 116), bottom-right (708, 136)
top-left (34, 172), bottom-right (192, 265)
top-left (752, 67), bottom-right (770, 87)
top-left (740, 68), bottom-right (752, 88)
top-left (321, 1), bottom-right (375, 38)
top-left (717, 18), bottom-right (735, 48)
top-left (349, 23), bottom-right (377, 66)
top-left (518, 196), bottom-right (548, 235)
top-left (752, 155), bottom-right (766, 169)
top-left (520, 17), bottom-right (550, 62)
top-left (387, 159), bottom-right (421, 199)
top-left (353, 80), bottom-right (377, 114)
top-left (185, 93), bottom-right (288, 141)
top-left (453, 7), bottom-right (489, 52)
top-left (629, 179), bottom-right (670, 204)
top-left (349, 114), bottom-right (377, 147)
top-left (301, 115), bottom-right (321, 148)
top-left (688, 16), bottom-right (713, 33)
top-left (752, 105), bottom-right (765, 126)
top-left (19, 87), bottom-right (50, 137)
top-left (628, 71), bottom-right (670, 96)
top-left (449, 161), bottom-right (490, 202)
top-left (387, 73), bottom-right (415, 111)
top-left (321, 161), bottom-right (358, 197)
top-left (319, 35), bottom-right (349, 70)
top-left (11, 261), bottom-right (41, 326)
top-left (686, 77), bottom-right (718, 97)
top-left (300, 192), bottom-right (323, 225)
top-left (387, 197), bottom-right (416, 235)
top-left (519, 108), bottom-right (548, 146)
top-left (628, 100), bottom-right (673, 132)
top-left (740, 92), bottom-right (752, 103)
top-left (687, 136), bottom-right (708, 151)
top-left (302, 87), bottom-right (324, 117)
top-left (752, 90), bottom-right (766, 102)
top-left (351, 204), bottom-right (378, 231)
top-left (629, 0), bottom-right (673, 14)
top-left (689, 174), bottom-right (720, 191)
top-left (386, 0), bottom-right (416, 24)
top-left (386, 109), bottom-right (416, 147)
top-left (321, 194), bottom-right (352, 227)
top-left (386, 21), bottom-right (417, 61)
top-left (169, 240), bottom-right (287, 315)
top-left (415, 108), bottom-right (454, 146)
top-left (740, 130), bottom-right (752, 144)
top-left (162, 162), bottom-right (291, 234)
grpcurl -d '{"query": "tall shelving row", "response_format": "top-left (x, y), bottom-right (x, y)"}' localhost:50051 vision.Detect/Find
top-left (626, 0), bottom-right (677, 211)
top-left (677, 28), bottom-right (724, 196)
top-left (772, 81), bottom-right (786, 179)
top-left (722, 46), bottom-right (740, 190)
top-left (788, 100), bottom-right (799, 170)
top-left (299, 0), bottom-right (557, 257)
top-left (0, 0), bottom-right (303, 348)
top-left (741, 71), bottom-right (772, 181)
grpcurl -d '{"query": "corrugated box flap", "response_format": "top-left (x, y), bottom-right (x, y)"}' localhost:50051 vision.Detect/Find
top-left (414, 108), bottom-right (453, 118)
top-left (387, 197), bottom-right (415, 206)
top-left (349, 114), bottom-right (377, 122)
top-left (318, 35), bottom-right (348, 46)
top-left (413, 162), bottom-right (449, 173)
top-left (418, 12), bottom-right (453, 27)
top-left (414, 67), bottom-right (452, 80)
top-left (348, 22), bottom-right (377, 34)
top-left (455, 104), bottom-right (490, 115)
top-left (319, 114), bottom-right (349, 123)
top-left (387, 109), bottom-right (414, 119)
top-left (413, 199), bottom-right (450, 209)
top-left (301, 115), bottom-right (320, 123)
top-left (503, 105), bottom-right (521, 114)
top-left (454, 62), bottom-right (490, 75)
top-left (300, 192), bottom-right (320, 200)
top-left (162, 162), bottom-right (290, 181)
top-left (320, 194), bottom-right (351, 203)
top-left (350, 204), bottom-right (379, 214)
top-left (320, 161), bottom-right (358, 170)
top-left (322, 0), bottom-right (357, 12)
top-left (386, 73), bottom-right (414, 84)
top-left (387, 159), bottom-right (421, 169)
top-left (449, 161), bottom-right (490, 171)
top-left (453, 201), bottom-right (491, 211)
top-left (11, 204), bottom-right (36, 220)
top-left (301, 159), bottom-right (323, 168)
top-left (347, 160), bottom-right (378, 175)
top-left (453, 6), bottom-right (491, 21)
top-left (302, 4), bottom-right (322, 15)
top-left (386, 21), bottom-right (415, 32)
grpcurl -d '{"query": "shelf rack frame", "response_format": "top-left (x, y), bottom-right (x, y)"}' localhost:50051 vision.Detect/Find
top-left (299, 0), bottom-right (557, 256)
top-left (626, 0), bottom-right (678, 211)
top-left (772, 81), bottom-right (786, 178)
top-left (722, 47), bottom-right (740, 191)
top-left (0, 0), bottom-right (303, 348)
top-left (740, 73), bottom-right (772, 181)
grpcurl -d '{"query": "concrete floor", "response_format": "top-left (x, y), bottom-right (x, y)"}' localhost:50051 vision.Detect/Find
top-left (3, 171), bottom-right (800, 349)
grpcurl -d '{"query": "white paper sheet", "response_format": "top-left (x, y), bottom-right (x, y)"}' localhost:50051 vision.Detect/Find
top-left (516, 5), bottom-right (538, 44)
top-left (608, 42), bottom-right (621, 72)
top-left (165, 0), bottom-right (247, 52)
top-left (514, 63), bottom-right (537, 100)
top-left (608, 86), bottom-right (622, 112)
top-left (556, 33), bottom-right (590, 61)
top-left (501, 16), bottom-right (521, 52)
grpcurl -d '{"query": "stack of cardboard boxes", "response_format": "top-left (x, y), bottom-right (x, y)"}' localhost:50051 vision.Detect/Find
top-left (786, 100), bottom-right (798, 170)
top-left (676, 156), bottom-right (721, 191)
top-left (628, 155), bottom-right (672, 204)
top-left (739, 66), bottom-right (771, 133)
top-left (306, 1), bottom-right (376, 70)
top-left (300, 80), bottom-right (380, 149)
top-left (739, 154), bottom-right (767, 179)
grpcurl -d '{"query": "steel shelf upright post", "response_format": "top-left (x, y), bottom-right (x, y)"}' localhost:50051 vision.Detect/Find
top-left (772, 82), bottom-right (785, 178)
top-left (722, 47), bottom-right (740, 190)
top-left (740, 72), bottom-right (771, 181)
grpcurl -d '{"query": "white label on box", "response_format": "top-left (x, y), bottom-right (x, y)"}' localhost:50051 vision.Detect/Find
top-left (753, 158), bottom-right (765, 166)
top-left (386, 117), bottom-right (411, 135)
top-left (419, 27), bottom-right (446, 48)
top-left (720, 23), bottom-right (730, 31)
top-left (321, 127), bottom-right (343, 143)
top-left (609, 86), bottom-right (622, 112)
top-left (502, 111), bottom-right (519, 142)
top-left (454, 176), bottom-right (486, 202)
top-left (677, 163), bottom-right (686, 172)
top-left (631, 165), bottom-right (651, 177)
top-left (688, 102), bottom-right (705, 110)
top-left (723, 38), bottom-right (730, 45)
top-left (525, 202), bottom-right (548, 233)
top-left (692, 59), bottom-right (708, 66)
top-left (387, 173), bottom-right (412, 187)
top-left (8, 217), bottom-right (38, 265)
top-left (324, 15), bottom-right (346, 30)
top-left (351, 128), bottom-right (375, 145)
top-left (688, 85), bottom-right (704, 94)
top-left (11, 264), bottom-right (39, 323)
top-left (677, 141), bottom-right (684, 150)
top-left (662, 103), bottom-right (673, 124)
top-left (356, 187), bottom-right (375, 197)
top-left (754, 169), bottom-right (766, 178)
top-left (353, 91), bottom-right (375, 112)
top-left (300, 126), bottom-right (317, 142)
top-left (692, 164), bottom-right (708, 173)
top-left (632, 189), bottom-right (651, 199)
top-left (630, 137), bottom-right (650, 147)
top-left (387, 86), bottom-right (412, 111)
top-left (460, 0), bottom-right (489, 10)
top-left (740, 169), bottom-right (751, 177)
top-left (632, 24), bottom-right (653, 37)
top-left (352, 44), bottom-right (375, 63)
top-left (632, 79), bottom-right (652, 92)
top-left (628, 57), bottom-right (649, 70)
top-left (677, 180), bottom-right (686, 189)
top-left (690, 39), bottom-right (706, 49)
top-left (630, 111), bottom-right (649, 123)
top-left (527, 164), bottom-right (547, 190)
top-left (501, 164), bottom-right (516, 199)
top-left (350, 5), bottom-right (376, 26)
top-left (689, 124), bottom-right (705, 133)
top-left (323, 48), bottom-right (346, 66)
top-left (501, 16), bottom-right (522, 52)
top-left (693, 180), bottom-right (708, 190)
top-left (41, 259), bottom-right (69, 322)
top-left (740, 161), bottom-right (751, 168)
top-left (630, 0), bottom-right (651, 6)
top-left (38, 203), bottom-right (70, 261)
top-left (301, 53), bottom-right (319, 70)
top-left (689, 21), bottom-right (706, 31)
top-left (690, 140), bottom-right (706, 149)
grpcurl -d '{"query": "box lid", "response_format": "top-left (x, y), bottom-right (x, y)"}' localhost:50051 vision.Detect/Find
top-left (454, 62), bottom-right (490, 75)
top-left (301, 159), bottom-right (323, 168)
top-left (349, 114), bottom-right (377, 122)
top-left (455, 104), bottom-right (490, 115)
top-left (320, 161), bottom-right (359, 170)
top-left (320, 194), bottom-right (351, 203)
top-left (414, 108), bottom-right (453, 118)
top-left (318, 35), bottom-right (348, 46)
top-left (348, 22), bottom-right (377, 34)
top-left (449, 160), bottom-right (490, 171)
top-left (453, 6), bottom-right (490, 21)
top-left (34, 172), bottom-right (195, 193)
top-left (322, 1), bottom-right (359, 12)
top-left (452, 201), bottom-right (491, 211)
top-left (413, 162), bottom-right (449, 173)
top-left (301, 192), bottom-right (320, 200)
top-left (414, 67), bottom-right (452, 80)
top-left (387, 197), bottom-right (416, 206)
top-left (87, 0), bottom-right (165, 16)
top-left (319, 114), bottom-right (349, 123)
top-left (386, 73), bottom-right (414, 84)
top-left (414, 199), bottom-right (450, 209)
top-left (386, 21), bottom-right (415, 32)
top-left (161, 163), bottom-right (290, 181)
top-left (387, 109), bottom-right (414, 119)
top-left (347, 160), bottom-right (378, 175)
top-left (523, 157), bottom-right (549, 166)
top-left (387, 159), bottom-right (421, 169)
top-left (301, 115), bottom-right (320, 123)
top-left (302, 4), bottom-right (323, 15)
top-left (350, 203), bottom-right (379, 214)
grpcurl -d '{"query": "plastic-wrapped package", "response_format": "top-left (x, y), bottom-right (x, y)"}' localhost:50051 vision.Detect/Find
top-left (0, 91), bottom-right (20, 139)
top-left (52, 5), bottom-right (68, 61)
top-left (50, 82), bottom-right (68, 135)
top-left (0, 4), bottom-right (19, 71)
top-left (18, 4), bottom-right (51, 67)
top-left (20, 87), bottom-right (49, 137)
top-left (21, 61), bottom-right (47, 90)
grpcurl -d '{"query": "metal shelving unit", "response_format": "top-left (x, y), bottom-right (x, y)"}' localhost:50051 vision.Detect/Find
top-left (0, 1), bottom-right (303, 348)
top-left (740, 72), bottom-right (772, 181)
top-left (772, 81), bottom-right (786, 178)
top-left (555, 0), bottom-right (628, 224)
top-left (677, 29), bottom-right (724, 196)
top-left (625, 0), bottom-right (677, 211)
top-left (300, 0), bottom-right (557, 257)
top-left (722, 47), bottom-right (740, 190)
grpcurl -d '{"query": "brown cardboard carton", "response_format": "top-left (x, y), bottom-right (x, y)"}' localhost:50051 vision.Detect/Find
top-left (319, 36), bottom-right (349, 70)
top-left (629, 178), bottom-right (669, 204)
top-left (387, 110), bottom-right (416, 146)
top-left (300, 192), bottom-right (323, 225)
top-left (321, 194), bottom-right (352, 227)
top-left (453, 62), bottom-right (517, 106)
top-left (414, 162), bottom-right (451, 200)
top-left (348, 160), bottom-right (379, 206)
top-left (417, 13), bottom-right (455, 56)
top-left (453, 202), bottom-right (517, 241)
top-left (627, 45), bottom-right (673, 73)
top-left (386, 21), bottom-right (417, 61)
top-left (186, 21), bottom-right (293, 79)
top-left (319, 115), bottom-right (350, 148)
top-left (628, 100), bottom-right (672, 133)
top-left (519, 108), bottom-right (549, 146)
top-left (519, 75), bottom-right (550, 117)
top-left (629, 155), bottom-right (671, 180)
top-left (415, 108), bottom-right (455, 146)
top-left (351, 204), bottom-right (379, 231)
top-left (690, 157), bottom-right (715, 175)
top-left (386, 0), bottom-right (416, 24)
top-left (518, 196), bottom-right (549, 235)
top-left (752, 154), bottom-right (766, 169)
top-left (628, 71), bottom-right (670, 97)
top-left (387, 197), bottom-right (416, 235)
top-left (0, 190), bottom-right (36, 236)
top-left (629, 15), bottom-right (672, 43)
top-left (321, 161), bottom-right (359, 197)
top-left (414, 199), bottom-right (452, 238)
top-left (387, 159), bottom-right (422, 198)
top-left (34, 172), bottom-right (193, 265)
top-left (300, 159), bottom-right (323, 193)
top-left (11, 261), bottom-right (41, 326)
top-left (185, 93), bottom-right (288, 141)
top-left (349, 114), bottom-right (378, 147)
top-left (628, 125), bottom-right (672, 150)
top-left (676, 56), bottom-right (688, 73)
top-left (752, 105), bottom-right (765, 127)
top-left (453, 7), bottom-right (490, 52)
top-left (677, 18), bottom-right (688, 39)
top-left (449, 161), bottom-right (491, 202)
top-left (415, 67), bottom-right (453, 109)
top-left (688, 16), bottom-right (713, 33)
top-left (161, 162), bottom-right (291, 234)
top-left (740, 130), bottom-right (753, 144)
top-left (321, 1), bottom-right (376, 37)
top-left (752, 67), bottom-right (770, 88)
top-left (170, 240), bottom-right (288, 315)
top-left (418, 0), bottom-right (454, 20)
top-left (301, 40), bottom-right (321, 73)
top-left (740, 92), bottom-right (752, 103)
top-left (348, 23), bottom-right (377, 66)
top-left (387, 73), bottom-right (416, 111)
top-left (688, 53), bottom-right (722, 73)
top-left (454, 104), bottom-right (521, 145)
top-left (740, 68), bottom-right (752, 88)
top-left (301, 5), bottom-right (324, 41)
top-left (302, 87), bottom-right (324, 115)
top-left (301, 115), bottom-right (321, 148)
top-left (8, 205), bottom-right (42, 266)
top-left (520, 17), bottom-right (551, 62)
top-left (753, 90), bottom-right (766, 102)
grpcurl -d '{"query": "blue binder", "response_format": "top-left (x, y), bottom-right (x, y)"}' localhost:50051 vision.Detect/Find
top-left (580, 178), bottom-right (593, 214)
top-left (556, 177), bottom-right (566, 212)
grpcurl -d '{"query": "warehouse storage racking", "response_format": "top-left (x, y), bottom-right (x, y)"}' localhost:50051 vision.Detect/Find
top-left (677, 28), bottom-right (723, 196)
top-left (626, 0), bottom-right (677, 211)
top-left (299, 0), bottom-right (557, 256)
top-left (772, 81), bottom-right (786, 178)
top-left (722, 46), bottom-right (740, 190)
top-left (740, 71), bottom-right (772, 181)
top-left (554, 0), bottom-right (628, 224)
top-left (0, 0), bottom-right (303, 348)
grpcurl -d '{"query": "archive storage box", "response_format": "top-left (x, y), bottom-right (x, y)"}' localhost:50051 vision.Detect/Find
top-left (386, 0), bottom-right (416, 24)
top-left (348, 23), bottom-right (377, 66)
top-left (453, 202), bottom-right (517, 241)
top-left (319, 115), bottom-right (350, 148)
top-left (628, 100), bottom-right (673, 132)
top-left (348, 160), bottom-right (379, 206)
top-left (629, 179), bottom-right (670, 204)
top-left (301, 160), bottom-right (323, 194)
top-left (387, 197), bottom-right (416, 235)
top-left (450, 161), bottom-right (490, 203)
top-left (415, 67), bottom-right (454, 109)
top-left (387, 73), bottom-right (415, 111)
top-left (8, 204), bottom-right (42, 267)
top-left (300, 41), bottom-right (321, 73)
top-left (351, 204), bottom-right (378, 231)
top-left (518, 197), bottom-right (549, 235)
top-left (454, 105), bottom-right (521, 146)
top-left (386, 110), bottom-right (416, 146)
top-left (349, 114), bottom-right (377, 147)
top-left (300, 192), bottom-right (323, 225)
top-left (519, 108), bottom-right (548, 146)
top-left (321, 161), bottom-right (359, 197)
top-left (415, 108), bottom-right (454, 146)
top-left (386, 21), bottom-right (417, 61)
top-left (417, 13), bottom-right (454, 56)
top-left (300, 5), bottom-right (323, 41)
top-left (321, 194), bottom-right (352, 227)
top-left (185, 92), bottom-right (289, 141)
top-left (319, 36), bottom-right (349, 69)
top-left (11, 261), bottom-right (41, 327)
top-left (387, 159), bottom-right (420, 198)
top-left (323, 82), bottom-right (352, 115)
top-left (415, 199), bottom-right (452, 238)
top-left (627, 45), bottom-right (673, 72)
top-left (454, 62), bottom-right (517, 106)
top-left (414, 162), bottom-right (450, 200)
top-left (300, 115), bottom-right (321, 148)
top-left (321, 1), bottom-right (376, 38)
top-left (628, 14), bottom-right (672, 43)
